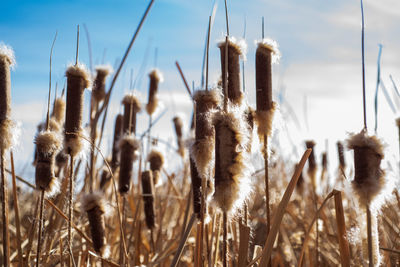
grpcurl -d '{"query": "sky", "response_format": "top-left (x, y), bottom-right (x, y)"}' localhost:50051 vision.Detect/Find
top-left (1, 0), bottom-right (400, 182)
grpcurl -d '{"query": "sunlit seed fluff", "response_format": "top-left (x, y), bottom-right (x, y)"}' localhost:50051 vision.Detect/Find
top-left (147, 149), bottom-right (164, 186)
top-left (51, 97), bottom-right (66, 125)
top-left (111, 114), bottom-right (123, 170)
top-left (141, 170), bottom-right (155, 229)
top-left (218, 37), bottom-right (246, 105)
top-left (347, 131), bottom-right (385, 205)
top-left (0, 44), bottom-right (15, 150)
top-left (92, 65), bottom-right (112, 103)
top-left (212, 105), bottom-right (252, 214)
top-left (190, 89), bottom-right (222, 179)
top-left (337, 141), bottom-right (346, 170)
top-left (146, 69), bottom-right (163, 116)
top-left (82, 192), bottom-right (109, 258)
top-left (122, 94), bottom-right (141, 135)
top-left (64, 64), bottom-right (91, 157)
top-left (118, 134), bottom-right (140, 194)
top-left (305, 140), bottom-right (317, 190)
top-left (34, 131), bottom-right (62, 197)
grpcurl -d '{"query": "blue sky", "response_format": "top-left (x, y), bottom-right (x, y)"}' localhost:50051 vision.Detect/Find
top-left (2, 0), bottom-right (400, 178)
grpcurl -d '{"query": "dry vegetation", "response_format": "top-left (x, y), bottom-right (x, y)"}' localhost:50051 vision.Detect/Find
top-left (1, 1), bottom-right (400, 266)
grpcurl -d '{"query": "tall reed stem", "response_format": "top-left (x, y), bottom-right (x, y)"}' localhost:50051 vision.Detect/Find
top-left (223, 211), bottom-right (228, 267)
top-left (36, 190), bottom-right (45, 267)
top-left (366, 203), bottom-right (373, 267)
top-left (68, 155), bottom-right (75, 267)
top-left (1, 149), bottom-right (10, 266)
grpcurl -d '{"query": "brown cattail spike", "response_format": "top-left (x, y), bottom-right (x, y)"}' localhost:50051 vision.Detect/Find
top-left (82, 192), bottom-right (109, 257)
top-left (254, 39), bottom-right (280, 141)
top-left (147, 149), bottom-right (164, 185)
top-left (0, 44), bottom-right (15, 150)
top-left (111, 114), bottom-right (123, 170)
top-left (190, 157), bottom-right (202, 217)
top-left (118, 134), bottom-right (140, 194)
top-left (64, 64), bottom-right (90, 156)
top-left (347, 131), bottom-right (385, 204)
top-left (337, 141), bottom-right (346, 170)
top-left (191, 89), bottom-right (222, 179)
top-left (213, 106), bottom-right (251, 213)
top-left (92, 65), bottom-right (112, 103)
top-left (122, 94), bottom-right (141, 135)
top-left (51, 97), bottom-right (66, 125)
top-left (35, 131), bottom-right (61, 196)
top-left (146, 69), bottom-right (163, 116)
top-left (173, 116), bottom-right (185, 157)
top-left (305, 140), bottom-right (317, 189)
top-left (141, 170), bottom-right (155, 229)
top-left (218, 37), bottom-right (246, 105)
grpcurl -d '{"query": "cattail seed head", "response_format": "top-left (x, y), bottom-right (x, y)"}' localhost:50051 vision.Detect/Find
top-left (141, 170), bottom-right (155, 229)
top-left (64, 64), bottom-right (90, 157)
top-left (111, 114), bottom-right (123, 170)
top-left (337, 141), bottom-right (346, 170)
top-left (305, 140), bottom-right (317, 189)
top-left (0, 44), bottom-right (16, 150)
top-left (122, 94), bottom-right (141, 135)
top-left (82, 192), bottom-right (109, 258)
top-left (173, 116), bottom-right (185, 157)
top-left (51, 97), bottom-right (66, 125)
top-left (321, 152), bottom-right (327, 170)
top-left (218, 37), bottom-right (246, 105)
top-left (347, 131), bottom-right (385, 205)
top-left (55, 150), bottom-right (68, 170)
top-left (92, 65), bottom-right (112, 103)
top-left (147, 149), bottom-right (164, 185)
top-left (191, 89), bottom-right (221, 179)
top-left (190, 157), bottom-right (202, 218)
top-left (118, 134), bottom-right (140, 194)
top-left (213, 106), bottom-right (252, 213)
top-left (146, 69), bottom-right (163, 116)
top-left (35, 131), bottom-right (62, 197)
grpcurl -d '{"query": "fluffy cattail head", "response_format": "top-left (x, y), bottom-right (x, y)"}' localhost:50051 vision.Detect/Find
top-left (347, 131), bottom-right (385, 204)
top-left (122, 94), bottom-right (141, 135)
top-left (35, 131), bottom-right (61, 196)
top-left (51, 97), bottom-right (66, 125)
top-left (64, 64), bottom-right (90, 157)
top-left (173, 116), bottom-right (185, 157)
top-left (118, 134), bottom-right (140, 194)
top-left (213, 106), bottom-right (252, 213)
top-left (141, 170), bottom-right (155, 229)
top-left (82, 192), bottom-right (109, 258)
top-left (218, 37), bottom-right (246, 105)
top-left (92, 65), bottom-right (112, 102)
top-left (191, 90), bottom-right (222, 179)
top-left (146, 69), bottom-right (163, 116)
top-left (111, 114), bottom-right (123, 170)
top-left (0, 44), bottom-right (15, 150)
top-left (147, 149), bottom-right (164, 185)
top-left (55, 150), bottom-right (68, 170)
top-left (190, 157), bottom-right (202, 218)
top-left (337, 141), bottom-right (346, 169)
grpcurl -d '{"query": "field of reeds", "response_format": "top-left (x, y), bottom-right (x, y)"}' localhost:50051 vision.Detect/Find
top-left (1, 1), bottom-right (400, 266)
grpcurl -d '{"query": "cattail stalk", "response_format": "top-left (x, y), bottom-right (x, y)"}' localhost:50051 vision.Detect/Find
top-left (141, 170), bottom-right (155, 229)
top-left (0, 44), bottom-right (15, 267)
top-left (122, 94), bottom-right (141, 135)
top-left (147, 149), bottom-right (164, 186)
top-left (118, 135), bottom-right (139, 194)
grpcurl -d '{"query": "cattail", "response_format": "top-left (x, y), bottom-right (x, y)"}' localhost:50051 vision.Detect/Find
top-left (295, 163), bottom-right (304, 191)
top-left (337, 141), bottom-right (346, 170)
top-left (122, 94), bottom-right (141, 135)
top-left (347, 131), bottom-right (386, 266)
top-left (99, 166), bottom-right (111, 190)
top-left (82, 192), bottom-right (109, 258)
top-left (64, 64), bottom-right (90, 157)
top-left (146, 69), bottom-right (163, 116)
top-left (0, 44), bottom-right (16, 151)
top-left (111, 114), bottom-right (123, 170)
top-left (141, 170), bottom-right (155, 229)
top-left (51, 97), bottom-right (66, 125)
top-left (118, 134), bottom-right (140, 194)
top-left (213, 106), bottom-right (252, 213)
top-left (254, 39), bottom-right (280, 142)
top-left (173, 116), bottom-right (185, 157)
top-left (55, 150), bottom-right (68, 172)
top-left (34, 131), bottom-right (61, 196)
top-left (191, 89), bottom-right (221, 179)
top-left (347, 131), bottom-right (385, 205)
top-left (218, 37), bottom-right (246, 105)
top-left (92, 65), bottom-right (112, 103)
top-left (305, 140), bottom-right (317, 189)
top-left (190, 157), bottom-right (202, 217)
top-left (147, 149), bottom-right (164, 186)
